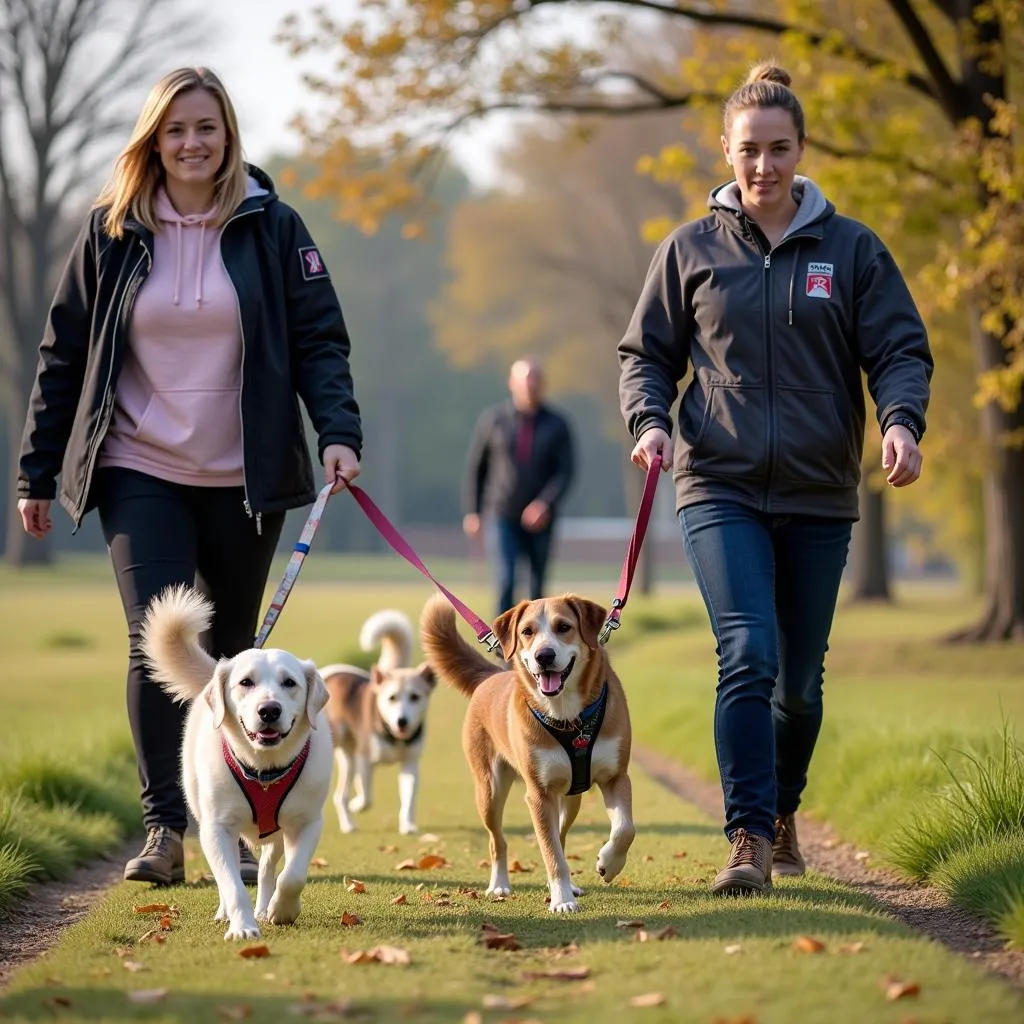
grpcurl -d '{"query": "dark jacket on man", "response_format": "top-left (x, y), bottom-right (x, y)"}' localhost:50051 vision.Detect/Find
top-left (18, 164), bottom-right (361, 529)
top-left (463, 402), bottom-right (575, 522)
top-left (618, 176), bottom-right (933, 520)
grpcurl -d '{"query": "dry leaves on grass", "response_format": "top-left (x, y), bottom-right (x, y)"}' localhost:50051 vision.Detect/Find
top-left (724, 944), bottom-right (743, 955)
top-left (340, 911), bottom-right (363, 927)
top-left (520, 966), bottom-right (591, 982)
top-left (482, 994), bottom-right (534, 1009)
top-left (345, 878), bottom-right (367, 894)
top-left (238, 944), bottom-right (272, 959)
top-left (478, 922), bottom-right (522, 951)
top-left (838, 941), bottom-right (866, 954)
top-left (508, 859), bottom-right (533, 873)
top-left (615, 919), bottom-right (645, 929)
top-left (138, 929), bottom-right (167, 945)
top-left (882, 976), bottom-right (921, 1001)
top-left (341, 945), bottom-right (411, 966)
top-left (792, 936), bottom-right (826, 954)
top-left (655, 900), bottom-right (670, 910)
top-left (391, 894), bottom-right (408, 905)
top-left (629, 993), bottom-right (666, 1008)
top-left (635, 926), bottom-right (679, 943)
top-left (133, 903), bottom-right (180, 917)
top-left (310, 857), bottom-right (329, 868)
top-left (126, 989), bottom-right (168, 1004)
top-left (396, 854), bottom-right (449, 871)
top-left (122, 960), bottom-right (146, 973)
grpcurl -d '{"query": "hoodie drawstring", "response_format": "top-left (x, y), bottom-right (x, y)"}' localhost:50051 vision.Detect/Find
top-left (173, 221), bottom-right (183, 306)
top-left (195, 220), bottom-right (206, 307)
top-left (787, 243), bottom-right (800, 326)
top-left (169, 214), bottom-right (208, 308)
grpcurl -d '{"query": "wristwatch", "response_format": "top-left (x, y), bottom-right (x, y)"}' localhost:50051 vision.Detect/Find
top-left (884, 414), bottom-right (921, 443)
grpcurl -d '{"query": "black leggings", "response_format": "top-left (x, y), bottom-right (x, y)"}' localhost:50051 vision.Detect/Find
top-left (95, 467), bottom-right (285, 832)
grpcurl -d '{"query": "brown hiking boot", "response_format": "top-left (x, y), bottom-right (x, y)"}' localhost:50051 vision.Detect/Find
top-left (772, 813), bottom-right (806, 877)
top-left (712, 828), bottom-right (773, 895)
top-left (239, 840), bottom-right (259, 884)
top-left (124, 826), bottom-right (184, 885)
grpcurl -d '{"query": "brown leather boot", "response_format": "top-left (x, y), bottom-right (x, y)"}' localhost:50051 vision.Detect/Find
top-left (123, 826), bottom-right (184, 885)
top-left (239, 840), bottom-right (259, 885)
top-left (772, 813), bottom-right (806, 877)
top-left (712, 828), bottom-right (773, 895)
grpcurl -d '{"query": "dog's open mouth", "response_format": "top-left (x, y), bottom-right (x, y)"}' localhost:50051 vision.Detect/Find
top-left (242, 720), bottom-right (293, 747)
top-left (533, 657), bottom-right (575, 697)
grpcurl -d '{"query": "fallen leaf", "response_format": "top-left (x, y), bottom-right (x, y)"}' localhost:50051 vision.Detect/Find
top-left (381, 844), bottom-right (399, 854)
top-left (656, 900), bottom-right (670, 910)
top-left (482, 994), bottom-right (534, 1009)
top-left (238, 945), bottom-right (272, 959)
top-left (340, 911), bottom-right (363, 927)
top-left (520, 966), bottom-right (591, 981)
top-left (122, 961), bottom-right (146, 972)
top-left (566, 853), bottom-right (582, 861)
top-left (477, 858), bottom-right (490, 868)
top-left (508, 859), bottom-right (532, 873)
top-left (883, 976), bottom-right (921, 1001)
top-left (724, 943), bottom-right (743, 955)
top-left (341, 949), bottom-right (377, 965)
top-left (616, 919), bottom-right (646, 929)
top-left (138, 929), bottom-right (166, 945)
top-left (395, 859), bottom-right (418, 870)
top-left (311, 857), bottom-right (329, 868)
top-left (458, 887), bottom-right (479, 899)
top-left (854, 850), bottom-right (871, 861)
top-left (132, 903), bottom-right (178, 915)
top-left (478, 922), bottom-right (522, 951)
top-left (218, 1005), bottom-right (253, 1020)
top-left (417, 853), bottom-right (449, 869)
top-left (346, 879), bottom-right (367, 894)
top-left (415, 882), bottom-right (426, 890)
top-left (126, 989), bottom-right (168, 1004)
top-left (629, 993), bottom-right (666, 1008)
top-left (420, 833), bottom-right (441, 843)
top-left (643, 855), bottom-right (654, 862)
top-left (635, 925), bottom-right (679, 942)
top-left (391, 894), bottom-right (408, 905)
top-left (159, 914), bottom-right (174, 931)
top-left (463, 1014), bottom-right (484, 1024)
top-left (793, 935), bottom-right (826, 954)
top-left (341, 945), bottom-right (410, 966)
top-left (672, 851), bottom-right (688, 859)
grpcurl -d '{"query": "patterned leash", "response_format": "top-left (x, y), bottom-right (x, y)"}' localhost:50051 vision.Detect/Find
top-left (253, 481), bottom-right (500, 654)
top-left (597, 454), bottom-right (663, 645)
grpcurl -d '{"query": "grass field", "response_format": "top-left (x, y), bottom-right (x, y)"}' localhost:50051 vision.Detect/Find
top-left (1, 556), bottom-right (1023, 1020)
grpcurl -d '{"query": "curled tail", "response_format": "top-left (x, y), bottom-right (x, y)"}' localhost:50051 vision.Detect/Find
top-left (419, 593), bottom-right (502, 699)
top-left (140, 584), bottom-right (218, 703)
top-left (359, 609), bottom-right (413, 671)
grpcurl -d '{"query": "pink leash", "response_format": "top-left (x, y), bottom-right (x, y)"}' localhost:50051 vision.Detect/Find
top-left (597, 454), bottom-right (663, 645)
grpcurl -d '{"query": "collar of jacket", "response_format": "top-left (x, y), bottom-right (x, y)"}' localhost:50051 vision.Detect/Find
top-left (709, 175), bottom-right (833, 247)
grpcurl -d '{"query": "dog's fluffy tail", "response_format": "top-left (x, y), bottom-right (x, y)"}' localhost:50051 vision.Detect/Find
top-left (359, 609), bottom-right (413, 671)
top-left (419, 593), bottom-right (501, 699)
top-left (140, 584), bottom-right (218, 703)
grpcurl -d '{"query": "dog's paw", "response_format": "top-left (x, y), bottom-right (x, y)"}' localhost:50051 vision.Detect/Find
top-left (571, 883), bottom-right (584, 897)
top-left (398, 821), bottom-right (418, 835)
top-left (223, 919), bottom-right (261, 941)
top-left (267, 891), bottom-right (302, 926)
top-left (549, 898), bottom-right (580, 914)
top-left (596, 842), bottom-right (628, 883)
top-left (486, 884), bottom-right (512, 898)
top-left (347, 795), bottom-right (369, 813)
top-left (337, 817), bottom-right (356, 834)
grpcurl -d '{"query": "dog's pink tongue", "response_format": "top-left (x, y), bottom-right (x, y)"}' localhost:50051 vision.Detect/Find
top-left (539, 672), bottom-right (562, 694)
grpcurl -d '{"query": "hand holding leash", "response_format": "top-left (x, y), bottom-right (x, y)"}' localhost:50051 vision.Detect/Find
top-left (631, 427), bottom-right (673, 472)
top-left (324, 444), bottom-right (361, 494)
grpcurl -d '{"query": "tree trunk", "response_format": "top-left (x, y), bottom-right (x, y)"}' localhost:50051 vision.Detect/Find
top-left (4, 380), bottom-right (52, 566)
top-left (847, 475), bottom-right (890, 603)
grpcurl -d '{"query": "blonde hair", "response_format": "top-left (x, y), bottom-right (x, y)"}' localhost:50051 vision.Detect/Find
top-left (723, 62), bottom-right (805, 142)
top-left (95, 67), bottom-right (247, 238)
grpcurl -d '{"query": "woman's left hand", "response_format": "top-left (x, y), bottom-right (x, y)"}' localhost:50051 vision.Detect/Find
top-left (882, 425), bottom-right (922, 487)
top-left (324, 444), bottom-right (361, 493)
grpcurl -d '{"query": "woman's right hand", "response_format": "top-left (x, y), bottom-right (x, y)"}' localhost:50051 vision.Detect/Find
top-left (631, 427), bottom-right (673, 472)
top-left (18, 499), bottom-right (52, 539)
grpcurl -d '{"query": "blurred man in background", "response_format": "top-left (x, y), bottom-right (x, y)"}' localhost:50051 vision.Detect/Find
top-left (463, 358), bottom-right (575, 617)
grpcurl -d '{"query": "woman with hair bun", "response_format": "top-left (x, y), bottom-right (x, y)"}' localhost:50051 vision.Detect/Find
top-left (618, 62), bottom-right (933, 894)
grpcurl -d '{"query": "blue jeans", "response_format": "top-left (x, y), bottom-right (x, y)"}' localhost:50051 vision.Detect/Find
top-left (495, 517), bottom-right (554, 616)
top-left (679, 501), bottom-right (852, 842)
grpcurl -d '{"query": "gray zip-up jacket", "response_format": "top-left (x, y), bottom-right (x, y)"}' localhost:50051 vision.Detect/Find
top-left (618, 176), bottom-right (933, 519)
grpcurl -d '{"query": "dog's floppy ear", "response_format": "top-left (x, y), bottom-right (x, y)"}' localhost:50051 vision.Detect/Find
top-left (416, 661), bottom-right (437, 689)
top-left (303, 659), bottom-right (329, 728)
top-left (566, 596), bottom-right (608, 651)
top-left (492, 601), bottom-right (528, 662)
top-left (204, 661), bottom-right (232, 728)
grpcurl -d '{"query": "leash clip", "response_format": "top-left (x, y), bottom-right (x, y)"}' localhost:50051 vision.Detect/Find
top-left (478, 630), bottom-right (502, 656)
top-left (598, 599), bottom-right (623, 647)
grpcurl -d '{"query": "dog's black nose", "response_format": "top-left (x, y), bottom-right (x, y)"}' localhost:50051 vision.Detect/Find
top-left (535, 647), bottom-right (557, 669)
top-left (257, 702), bottom-right (281, 723)
top-left (396, 716), bottom-right (408, 730)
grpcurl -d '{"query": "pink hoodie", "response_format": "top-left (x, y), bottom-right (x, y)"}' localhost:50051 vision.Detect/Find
top-left (98, 188), bottom-right (244, 486)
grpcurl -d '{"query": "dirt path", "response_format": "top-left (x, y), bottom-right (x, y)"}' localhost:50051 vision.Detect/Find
top-left (2, 752), bottom-right (1023, 996)
top-left (633, 745), bottom-right (1024, 993)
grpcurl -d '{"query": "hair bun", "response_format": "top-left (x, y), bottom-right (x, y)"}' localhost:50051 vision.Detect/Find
top-left (746, 62), bottom-right (792, 88)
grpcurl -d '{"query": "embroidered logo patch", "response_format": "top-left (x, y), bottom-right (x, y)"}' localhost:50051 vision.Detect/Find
top-left (806, 261), bottom-right (833, 299)
top-left (299, 245), bottom-right (329, 281)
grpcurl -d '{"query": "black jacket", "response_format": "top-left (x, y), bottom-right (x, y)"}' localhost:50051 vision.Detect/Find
top-left (463, 402), bottom-right (575, 520)
top-left (618, 177), bottom-right (933, 519)
top-left (18, 165), bottom-right (362, 528)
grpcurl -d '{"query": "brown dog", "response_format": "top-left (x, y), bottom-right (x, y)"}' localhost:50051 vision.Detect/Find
top-left (419, 592), bottom-right (635, 913)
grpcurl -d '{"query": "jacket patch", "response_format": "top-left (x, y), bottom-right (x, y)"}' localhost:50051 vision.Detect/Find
top-left (299, 245), bottom-right (329, 281)
top-left (806, 262), bottom-right (833, 299)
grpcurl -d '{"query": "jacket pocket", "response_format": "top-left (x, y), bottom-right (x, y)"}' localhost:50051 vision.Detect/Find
top-left (774, 386), bottom-right (855, 487)
top-left (685, 383), bottom-right (767, 481)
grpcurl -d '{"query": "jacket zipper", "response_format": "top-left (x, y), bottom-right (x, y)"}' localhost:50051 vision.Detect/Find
top-left (220, 205), bottom-right (263, 534)
top-left (72, 239), bottom-right (151, 531)
top-left (762, 250), bottom-right (774, 511)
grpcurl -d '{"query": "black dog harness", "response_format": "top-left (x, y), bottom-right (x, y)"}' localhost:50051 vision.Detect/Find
top-left (529, 683), bottom-right (609, 796)
top-left (222, 738), bottom-right (311, 838)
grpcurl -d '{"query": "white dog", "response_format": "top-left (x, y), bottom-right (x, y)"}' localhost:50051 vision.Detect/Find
top-left (141, 585), bottom-right (331, 941)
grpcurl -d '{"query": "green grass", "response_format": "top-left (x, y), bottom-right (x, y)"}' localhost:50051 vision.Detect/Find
top-left (2, 562), bottom-right (1024, 1017)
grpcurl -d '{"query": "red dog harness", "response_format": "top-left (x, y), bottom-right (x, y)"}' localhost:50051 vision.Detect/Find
top-left (222, 738), bottom-right (311, 838)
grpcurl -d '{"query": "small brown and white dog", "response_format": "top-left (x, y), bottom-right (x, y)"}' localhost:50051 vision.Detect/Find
top-left (321, 610), bottom-right (436, 835)
top-left (141, 585), bottom-right (331, 941)
top-left (420, 593), bottom-right (635, 913)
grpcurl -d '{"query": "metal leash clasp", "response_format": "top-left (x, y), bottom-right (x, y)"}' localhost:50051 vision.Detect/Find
top-left (478, 630), bottom-right (502, 656)
top-left (598, 600), bottom-right (623, 646)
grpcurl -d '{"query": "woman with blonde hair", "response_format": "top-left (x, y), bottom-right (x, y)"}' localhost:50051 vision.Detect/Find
top-left (619, 62), bottom-right (932, 894)
top-left (17, 67), bottom-right (363, 885)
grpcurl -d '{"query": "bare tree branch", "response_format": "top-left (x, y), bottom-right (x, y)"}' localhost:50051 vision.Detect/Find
top-left (887, 0), bottom-right (964, 121)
